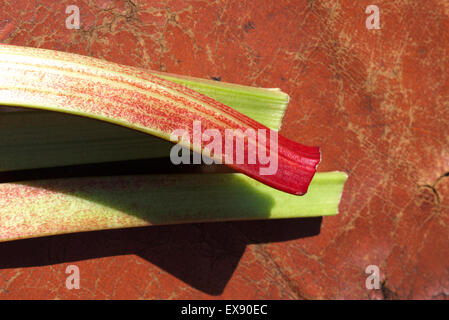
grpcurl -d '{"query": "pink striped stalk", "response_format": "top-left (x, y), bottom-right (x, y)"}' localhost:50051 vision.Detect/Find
top-left (0, 44), bottom-right (320, 195)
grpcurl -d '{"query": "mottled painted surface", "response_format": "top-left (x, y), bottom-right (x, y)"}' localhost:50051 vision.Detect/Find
top-left (0, 0), bottom-right (448, 299)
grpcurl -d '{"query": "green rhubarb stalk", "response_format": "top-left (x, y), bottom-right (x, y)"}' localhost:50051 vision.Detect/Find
top-left (153, 71), bottom-right (289, 131)
top-left (0, 171), bottom-right (347, 242)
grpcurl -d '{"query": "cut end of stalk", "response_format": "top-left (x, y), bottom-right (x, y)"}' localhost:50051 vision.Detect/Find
top-left (333, 171), bottom-right (348, 214)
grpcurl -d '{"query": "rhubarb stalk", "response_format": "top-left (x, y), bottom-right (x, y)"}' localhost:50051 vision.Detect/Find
top-left (0, 44), bottom-right (320, 195)
top-left (0, 72), bottom-right (289, 171)
top-left (0, 171), bottom-right (347, 242)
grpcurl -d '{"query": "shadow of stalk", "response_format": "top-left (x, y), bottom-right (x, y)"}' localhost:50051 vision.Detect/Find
top-left (0, 218), bottom-right (321, 295)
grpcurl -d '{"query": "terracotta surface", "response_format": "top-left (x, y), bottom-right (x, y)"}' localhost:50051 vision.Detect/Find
top-left (0, 0), bottom-right (448, 299)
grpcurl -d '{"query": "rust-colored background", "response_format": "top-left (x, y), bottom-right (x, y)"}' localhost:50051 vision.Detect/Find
top-left (0, 0), bottom-right (448, 299)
